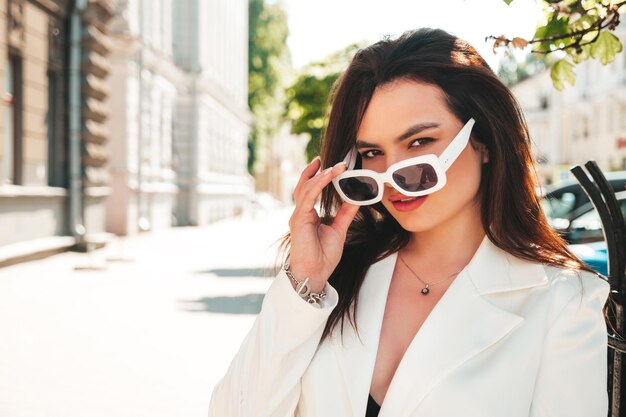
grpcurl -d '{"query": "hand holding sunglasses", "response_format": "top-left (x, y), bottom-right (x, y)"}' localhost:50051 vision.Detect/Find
top-left (284, 157), bottom-right (360, 297)
top-left (331, 118), bottom-right (476, 206)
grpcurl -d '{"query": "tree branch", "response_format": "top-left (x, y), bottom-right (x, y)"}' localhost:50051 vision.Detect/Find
top-left (487, 0), bottom-right (625, 54)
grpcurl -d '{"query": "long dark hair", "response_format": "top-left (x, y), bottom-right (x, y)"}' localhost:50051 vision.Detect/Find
top-left (277, 27), bottom-right (611, 343)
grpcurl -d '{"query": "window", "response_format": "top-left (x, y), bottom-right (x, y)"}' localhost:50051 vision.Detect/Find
top-left (542, 191), bottom-right (577, 220)
top-left (47, 70), bottom-right (68, 187)
top-left (569, 199), bottom-right (626, 243)
top-left (8, 52), bottom-right (23, 185)
top-left (47, 17), bottom-right (68, 187)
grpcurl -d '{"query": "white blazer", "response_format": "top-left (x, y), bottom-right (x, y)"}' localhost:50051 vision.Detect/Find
top-left (208, 235), bottom-right (611, 417)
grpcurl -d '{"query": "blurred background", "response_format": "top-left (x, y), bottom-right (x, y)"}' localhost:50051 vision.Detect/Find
top-left (0, 0), bottom-right (625, 416)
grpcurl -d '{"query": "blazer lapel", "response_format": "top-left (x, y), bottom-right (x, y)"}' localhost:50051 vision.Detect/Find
top-left (330, 235), bottom-right (549, 417)
top-left (330, 251), bottom-right (397, 417)
top-left (383, 237), bottom-right (549, 417)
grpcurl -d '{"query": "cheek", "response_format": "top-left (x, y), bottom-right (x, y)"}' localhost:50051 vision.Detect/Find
top-left (430, 149), bottom-right (484, 213)
top-left (446, 149), bottom-right (483, 191)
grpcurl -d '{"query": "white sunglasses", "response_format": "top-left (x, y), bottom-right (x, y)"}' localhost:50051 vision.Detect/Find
top-left (331, 118), bottom-right (476, 205)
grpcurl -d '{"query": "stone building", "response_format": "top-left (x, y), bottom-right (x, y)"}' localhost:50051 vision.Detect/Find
top-left (105, 0), bottom-right (253, 235)
top-left (0, 0), bottom-right (113, 265)
top-left (511, 27), bottom-right (626, 185)
top-left (254, 123), bottom-right (308, 204)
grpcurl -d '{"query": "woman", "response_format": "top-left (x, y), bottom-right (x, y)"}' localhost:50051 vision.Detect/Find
top-left (208, 28), bottom-right (612, 417)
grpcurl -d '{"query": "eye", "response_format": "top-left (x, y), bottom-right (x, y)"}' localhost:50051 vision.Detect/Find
top-left (359, 149), bottom-right (382, 159)
top-left (410, 137), bottom-right (435, 148)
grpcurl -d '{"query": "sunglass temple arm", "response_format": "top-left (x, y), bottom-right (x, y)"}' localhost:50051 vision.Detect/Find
top-left (438, 118), bottom-right (475, 171)
top-left (342, 147), bottom-right (358, 170)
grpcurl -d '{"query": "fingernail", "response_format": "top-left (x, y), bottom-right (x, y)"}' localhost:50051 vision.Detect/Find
top-left (310, 156), bottom-right (321, 165)
top-left (333, 161), bottom-right (347, 169)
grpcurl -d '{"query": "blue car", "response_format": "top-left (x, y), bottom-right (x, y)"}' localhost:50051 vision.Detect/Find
top-left (541, 186), bottom-right (625, 277)
top-left (568, 241), bottom-right (608, 277)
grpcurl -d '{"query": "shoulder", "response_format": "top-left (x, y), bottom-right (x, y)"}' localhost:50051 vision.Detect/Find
top-left (540, 263), bottom-right (611, 313)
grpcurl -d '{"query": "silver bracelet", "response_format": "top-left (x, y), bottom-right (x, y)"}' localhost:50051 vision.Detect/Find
top-left (283, 256), bottom-right (327, 305)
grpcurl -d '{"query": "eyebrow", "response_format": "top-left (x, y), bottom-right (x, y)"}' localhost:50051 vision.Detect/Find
top-left (355, 121), bottom-right (441, 149)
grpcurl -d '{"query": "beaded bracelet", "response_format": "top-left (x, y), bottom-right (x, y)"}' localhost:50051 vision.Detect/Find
top-left (282, 256), bottom-right (327, 305)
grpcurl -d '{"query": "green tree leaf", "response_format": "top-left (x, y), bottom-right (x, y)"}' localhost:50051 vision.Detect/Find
top-left (550, 59), bottom-right (576, 90)
top-left (285, 43), bottom-right (364, 162)
top-left (492, 0), bottom-right (626, 90)
top-left (248, 0), bottom-right (291, 173)
top-left (589, 31), bottom-right (623, 65)
top-left (570, 13), bottom-right (597, 32)
top-left (581, 0), bottom-right (599, 10)
top-left (533, 17), bottom-right (570, 52)
top-left (285, 72), bottom-right (340, 162)
top-left (567, 43), bottom-right (592, 64)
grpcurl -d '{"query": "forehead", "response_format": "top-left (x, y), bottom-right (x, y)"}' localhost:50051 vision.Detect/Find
top-left (357, 79), bottom-right (452, 139)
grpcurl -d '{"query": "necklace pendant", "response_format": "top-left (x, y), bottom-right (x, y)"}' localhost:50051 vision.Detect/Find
top-left (421, 287), bottom-right (430, 295)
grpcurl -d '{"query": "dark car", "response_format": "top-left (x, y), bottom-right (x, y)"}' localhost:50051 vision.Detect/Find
top-left (541, 170), bottom-right (626, 232)
top-left (541, 174), bottom-right (626, 276)
top-left (556, 190), bottom-right (626, 244)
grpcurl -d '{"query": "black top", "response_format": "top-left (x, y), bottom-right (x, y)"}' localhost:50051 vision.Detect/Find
top-left (366, 393), bottom-right (381, 417)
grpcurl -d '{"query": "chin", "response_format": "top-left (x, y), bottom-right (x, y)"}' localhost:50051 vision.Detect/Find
top-left (382, 202), bottom-right (438, 232)
top-left (394, 216), bottom-right (439, 233)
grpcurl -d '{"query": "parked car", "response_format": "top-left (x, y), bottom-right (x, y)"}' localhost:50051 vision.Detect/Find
top-left (551, 190), bottom-right (626, 244)
top-left (537, 171), bottom-right (626, 276)
top-left (540, 170), bottom-right (626, 230)
top-left (540, 172), bottom-right (626, 276)
top-left (559, 190), bottom-right (625, 277)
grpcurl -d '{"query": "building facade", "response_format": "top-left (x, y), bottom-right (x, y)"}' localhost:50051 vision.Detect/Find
top-left (106, 0), bottom-right (181, 235)
top-left (511, 27), bottom-right (626, 186)
top-left (105, 0), bottom-right (252, 235)
top-left (173, 0), bottom-right (253, 225)
top-left (0, 0), bottom-right (113, 264)
top-left (254, 122), bottom-right (308, 204)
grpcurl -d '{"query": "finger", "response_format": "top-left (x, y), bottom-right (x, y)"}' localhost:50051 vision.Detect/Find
top-left (299, 162), bottom-right (347, 209)
top-left (293, 156), bottom-right (321, 200)
top-left (331, 202), bottom-right (360, 237)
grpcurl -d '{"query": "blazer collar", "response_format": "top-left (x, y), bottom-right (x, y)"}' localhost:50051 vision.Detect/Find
top-left (330, 234), bottom-right (548, 417)
top-left (466, 234), bottom-right (549, 295)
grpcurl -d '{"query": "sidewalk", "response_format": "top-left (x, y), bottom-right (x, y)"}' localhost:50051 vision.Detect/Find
top-left (0, 207), bottom-right (292, 417)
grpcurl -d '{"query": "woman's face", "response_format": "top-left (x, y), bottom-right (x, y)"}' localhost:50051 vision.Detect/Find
top-left (355, 78), bottom-right (488, 232)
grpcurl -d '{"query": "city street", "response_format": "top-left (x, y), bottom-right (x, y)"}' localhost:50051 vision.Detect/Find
top-left (0, 207), bottom-right (292, 417)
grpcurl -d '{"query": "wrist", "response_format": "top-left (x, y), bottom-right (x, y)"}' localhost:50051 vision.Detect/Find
top-left (282, 260), bottom-right (327, 305)
top-left (288, 267), bottom-right (326, 293)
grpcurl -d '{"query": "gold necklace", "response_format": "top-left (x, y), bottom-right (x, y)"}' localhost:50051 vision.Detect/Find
top-left (398, 254), bottom-right (464, 295)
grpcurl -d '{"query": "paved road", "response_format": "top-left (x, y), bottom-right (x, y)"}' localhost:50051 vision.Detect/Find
top-left (0, 207), bottom-right (292, 417)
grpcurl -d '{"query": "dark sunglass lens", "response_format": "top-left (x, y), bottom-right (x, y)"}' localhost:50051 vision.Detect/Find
top-left (338, 177), bottom-right (378, 201)
top-left (392, 164), bottom-right (438, 192)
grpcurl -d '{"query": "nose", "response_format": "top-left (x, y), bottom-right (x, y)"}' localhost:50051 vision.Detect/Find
top-left (380, 157), bottom-right (402, 189)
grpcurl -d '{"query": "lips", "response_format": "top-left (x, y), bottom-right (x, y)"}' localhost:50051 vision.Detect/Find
top-left (389, 193), bottom-right (416, 202)
top-left (389, 193), bottom-right (428, 212)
